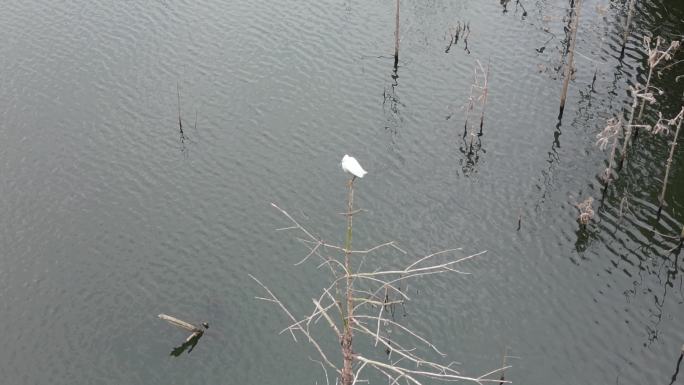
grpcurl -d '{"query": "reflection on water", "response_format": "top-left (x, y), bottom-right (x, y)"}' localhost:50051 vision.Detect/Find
top-left (383, 65), bottom-right (402, 136)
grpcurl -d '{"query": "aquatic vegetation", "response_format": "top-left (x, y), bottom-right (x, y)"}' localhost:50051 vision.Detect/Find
top-left (575, 197), bottom-right (594, 225)
top-left (638, 36), bottom-right (681, 120)
top-left (617, 85), bottom-right (656, 170)
top-left (595, 117), bottom-right (622, 184)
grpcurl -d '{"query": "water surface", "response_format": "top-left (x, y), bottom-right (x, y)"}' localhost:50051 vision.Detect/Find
top-left (0, 0), bottom-right (683, 384)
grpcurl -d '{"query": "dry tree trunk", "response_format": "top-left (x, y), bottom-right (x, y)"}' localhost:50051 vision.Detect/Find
top-left (559, 0), bottom-right (583, 118)
top-left (341, 178), bottom-right (355, 385)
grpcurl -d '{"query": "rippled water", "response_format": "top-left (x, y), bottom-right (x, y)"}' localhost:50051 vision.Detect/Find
top-left (1, 0), bottom-right (682, 384)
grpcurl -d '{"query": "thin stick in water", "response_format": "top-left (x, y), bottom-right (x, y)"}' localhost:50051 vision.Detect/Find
top-left (657, 107), bottom-right (684, 217)
top-left (559, 0), bottom-right (583, 119)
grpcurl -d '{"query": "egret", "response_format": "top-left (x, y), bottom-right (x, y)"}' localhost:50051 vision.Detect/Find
top-left (341, 154), bottom-right (367, 178)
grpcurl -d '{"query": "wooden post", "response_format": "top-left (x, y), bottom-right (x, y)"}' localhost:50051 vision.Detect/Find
top-left (559, 0), bottom-right (582, 119)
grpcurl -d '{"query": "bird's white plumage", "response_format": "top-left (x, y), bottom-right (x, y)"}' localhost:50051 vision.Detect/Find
top-left (341, 154), bottom-right (367, 178)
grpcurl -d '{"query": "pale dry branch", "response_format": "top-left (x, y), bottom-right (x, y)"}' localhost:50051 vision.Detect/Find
top-left (279, 299), bottom-right (338, 337)
top-left (250, 274), bottom-right (340, 372)
top-left (352, 361), bottom-right (369, 385)
top-left (372, 289), bottom-right (386, 348)
top-left (313, 298), bottom-right (343, 338)
top-left (405, 248), bottom-right (463, 271)
top-left (352, 322), bottom-right (460, 376)
top-left (353, 250), bottom-right (487, 278)
top-left (310, 358), bottom-right (331, 385)
top-left (271, 202), bottom-right (318, 241)
top-left (354, 315), bottom-right (446, 356)
top-left (296, 241), bottom-right (324, 266)
top-left (355, 355), bottom-right (510, 384)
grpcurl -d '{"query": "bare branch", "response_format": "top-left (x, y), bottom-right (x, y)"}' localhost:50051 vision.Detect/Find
top-left (354, 315), bottom-right (446, 356)
top-left (250, 274), bottom-right (340, 372)
top-left (313, 298), bottom-right (342, 338)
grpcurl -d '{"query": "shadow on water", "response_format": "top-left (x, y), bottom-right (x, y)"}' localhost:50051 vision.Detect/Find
top-left (170, 331), bottom-right (204, 357)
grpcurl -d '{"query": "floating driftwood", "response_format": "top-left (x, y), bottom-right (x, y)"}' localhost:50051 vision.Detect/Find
top-left (159, 313), bottom-right (207, 333)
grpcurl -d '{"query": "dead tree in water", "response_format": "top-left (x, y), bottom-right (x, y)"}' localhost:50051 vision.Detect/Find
top-left (617, 85), bottom-right (655, 170)
top-left (252, 169), bottom-right (507, 385)
top-left (595, 117), bottom-right (622, 186)
top-left (636, 36), bottom-right (681, 121)
top-left (656, 106), bottom-right (684, 217)
top-left (559, 0), bottom-right (582, 119)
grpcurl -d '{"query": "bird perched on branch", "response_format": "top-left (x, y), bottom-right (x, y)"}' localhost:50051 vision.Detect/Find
top-left (341, 154), bottom-right (367, 179)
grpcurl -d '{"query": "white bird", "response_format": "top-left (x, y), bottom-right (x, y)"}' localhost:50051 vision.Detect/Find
top-left (341, 154), bottom-right (367, 178)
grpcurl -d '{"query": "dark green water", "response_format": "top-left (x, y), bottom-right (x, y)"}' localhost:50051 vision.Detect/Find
top-left (0, 0), bottom-right (682, 384)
